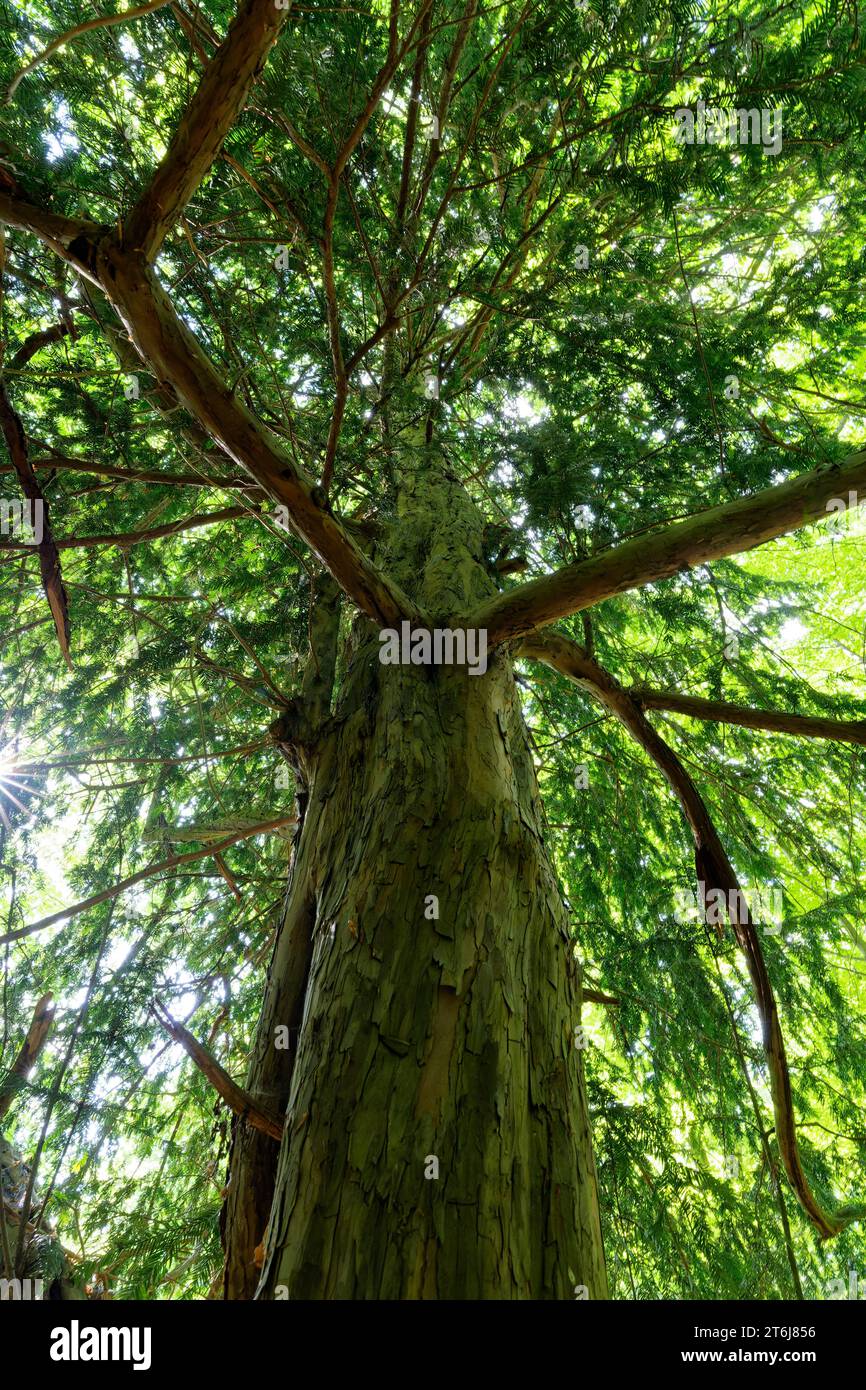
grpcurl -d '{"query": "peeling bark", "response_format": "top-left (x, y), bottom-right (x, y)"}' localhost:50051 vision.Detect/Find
top-left (223, 449), bottom-right (608, 1299)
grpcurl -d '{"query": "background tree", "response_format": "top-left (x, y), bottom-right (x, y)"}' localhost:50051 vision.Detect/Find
top-left (0, 0), bottom-right (865, 1299)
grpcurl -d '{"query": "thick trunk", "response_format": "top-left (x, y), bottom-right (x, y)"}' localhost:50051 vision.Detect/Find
top-left (222, 447), bottom-right (608, 1299)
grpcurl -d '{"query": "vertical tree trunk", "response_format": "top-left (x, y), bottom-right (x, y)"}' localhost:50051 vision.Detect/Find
top-left (223, 446), bottom-right (608, 1299)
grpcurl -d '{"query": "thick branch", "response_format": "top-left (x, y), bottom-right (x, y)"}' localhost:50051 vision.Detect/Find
top-left (582, 987), bottom-right (620, 1007)
top-left (123, 0), bottom-right (291, 260)
top-left (521, 630), bottom-right (864, 1240)
top-left (0, 192), bottom-right (99, 261)
top-left (9, 324), bottom-right (70, 368)
top-left (475, 450), bottom-right (866, 645)
top-left (632, 689), bottom-right (866, 746)
top-left (152, 1003), bottom-right (283, 1140)
top-left (77, 277), bottom-right (250, 470)
top-left (0, 176), bottom-right (418, 631)
top-left (142, 818), bottom-right (294, 842)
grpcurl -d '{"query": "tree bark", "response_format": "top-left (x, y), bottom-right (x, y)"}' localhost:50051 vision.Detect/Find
top-left (222, 446), bottom-right (608, 1299)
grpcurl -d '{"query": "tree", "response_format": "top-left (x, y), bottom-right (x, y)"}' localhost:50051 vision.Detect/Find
top-left (0, 0), bottom-right (865, 1300)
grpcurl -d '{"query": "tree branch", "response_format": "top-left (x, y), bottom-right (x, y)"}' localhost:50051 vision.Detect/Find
top-left (0, 505), bottom-right (248, 552)
top-left (91, 242), bottom-right (420, 625)
top-left (5, 0), bottom-right (174, 102)
top-left (582, 987), bottom-right (620, 1007)
top-left (0, 813), bottom-right (298, 945)
top-left (0, 160), bottom-right (419, 633)
top-left (0, 994), bottom-right (55, 1120)
top-left (123, 0), bottom-right (291, 261)
top-left (632, 689), bottom-right (866, 746)
top-left (9, 323), bottom-right (71, 368)
top-left (473, 449), bottom-right (866, 645)
top-left (151, 1002), bottom-right (283, 1140)
top-left (0, 192), bottom-right (99, 259)
top-left (520, 629), bottom-right (865, 1240)
top-left (0, 450), bottom-right (259, 492)
top-left (141, 818), bottom-right (294, 842)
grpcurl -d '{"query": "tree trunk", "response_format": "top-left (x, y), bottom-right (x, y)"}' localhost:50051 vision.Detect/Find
top-left (222, 445), bottom-right (608, 1299)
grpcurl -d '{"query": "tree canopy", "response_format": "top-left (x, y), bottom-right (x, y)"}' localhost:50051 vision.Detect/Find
top-left (1, 0), bottom-right (865, 1299)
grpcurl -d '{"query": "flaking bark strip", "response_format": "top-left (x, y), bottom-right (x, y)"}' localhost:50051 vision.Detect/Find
top-left (415, 986), bottom-right (459, 1123)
